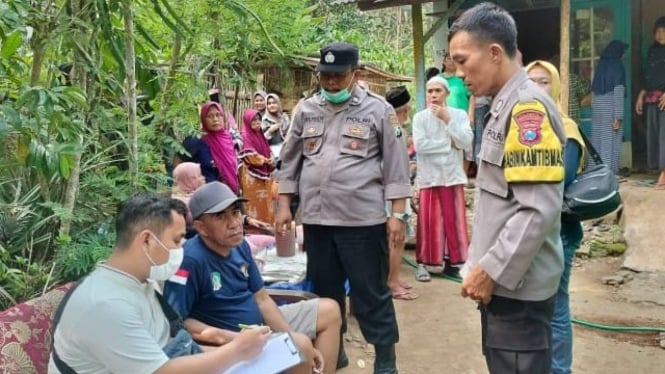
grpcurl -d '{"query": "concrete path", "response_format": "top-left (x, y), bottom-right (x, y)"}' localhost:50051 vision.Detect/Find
top-left (620, 181), bottom-right (665, 272)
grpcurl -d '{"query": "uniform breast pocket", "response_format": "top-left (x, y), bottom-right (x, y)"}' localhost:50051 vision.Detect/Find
top-left (476, 142), bottom-right (509, 198)
top-left (340, 124), bottom-right (371, 157)
top-left (302, 122), bottom-right (324, 156)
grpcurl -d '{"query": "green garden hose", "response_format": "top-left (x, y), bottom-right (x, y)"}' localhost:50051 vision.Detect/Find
top-left (401, 255), bottom-right (665, 333)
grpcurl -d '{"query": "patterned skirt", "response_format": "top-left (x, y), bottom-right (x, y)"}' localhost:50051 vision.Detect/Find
top-left (416, 185), bottom-right (469, 266)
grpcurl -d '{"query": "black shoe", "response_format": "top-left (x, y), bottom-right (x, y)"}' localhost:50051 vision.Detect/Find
top-left (443, 266), bottom-right (460, 279)
top-left (336, 344), bottom-right (349, 370)
top-left (373, 345), bottom-right (398, 374)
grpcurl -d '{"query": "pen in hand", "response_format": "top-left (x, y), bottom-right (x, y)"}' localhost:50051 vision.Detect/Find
top-left (238, 323), bottom-right (261, 330)
top-left (238, 324), bottom-right (272, 334)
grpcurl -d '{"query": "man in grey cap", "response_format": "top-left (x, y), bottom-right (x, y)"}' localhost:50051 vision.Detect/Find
top-left (276, 41), bottom-right (411, 374)
top-left (49, 192), bottom-right (271, 373)
top-left (164, 181), bottom-right (342, 374)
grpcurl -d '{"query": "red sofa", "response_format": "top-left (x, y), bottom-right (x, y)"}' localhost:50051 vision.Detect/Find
top-left (0, 283), bottom-right (73, 374)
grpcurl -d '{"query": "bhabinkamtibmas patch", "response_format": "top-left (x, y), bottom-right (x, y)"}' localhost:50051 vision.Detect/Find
top-left (504, 100), bottom-right (563, 182)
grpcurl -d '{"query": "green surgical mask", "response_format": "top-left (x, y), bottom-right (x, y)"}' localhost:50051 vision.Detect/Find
top-left (321, 87), bottom-right (352, 103)
top-left (321, 79), bottom-right (355, 104)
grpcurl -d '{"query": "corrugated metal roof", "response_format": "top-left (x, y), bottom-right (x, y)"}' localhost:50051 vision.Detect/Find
top-left (330, 0), bottom-right (361, 4)
top-left (330, 0), bottom-right (433, 10)
top-left (297, 56), bottom-right (412, 82)
top-left (331, 0), bottom-right (561, 11)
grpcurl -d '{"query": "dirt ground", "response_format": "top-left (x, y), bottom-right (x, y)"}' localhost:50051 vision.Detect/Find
top-left (338, 257), bottom-right (664, 374)
top-left (338, 181), bottom-right (665, 374)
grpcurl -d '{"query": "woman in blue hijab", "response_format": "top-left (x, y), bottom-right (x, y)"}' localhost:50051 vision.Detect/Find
top-left (590, 40), bottom-right (628, 173)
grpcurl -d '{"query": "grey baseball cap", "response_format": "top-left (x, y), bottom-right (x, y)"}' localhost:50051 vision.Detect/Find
top-left (189, 182), bottom-right (247, 220)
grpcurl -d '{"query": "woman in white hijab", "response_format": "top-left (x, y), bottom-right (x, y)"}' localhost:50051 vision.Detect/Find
top-left (261, 93), bottom-right (290, 146)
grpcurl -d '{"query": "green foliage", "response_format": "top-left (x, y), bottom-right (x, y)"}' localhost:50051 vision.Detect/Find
top-left (5, 85), bottom-right (86, 181)
top-left (0, 245), bottom-right (53, 310)
top-left (309, 1), bottom-right (414, 74)
top-left (0, 0), bottom-right (418, 308)
top-left (0, 173), bottom-right (57, 309)
top-left (54, 230), bottom-right (115, 283)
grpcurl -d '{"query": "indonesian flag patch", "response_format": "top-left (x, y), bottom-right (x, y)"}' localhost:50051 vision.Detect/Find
top-left (169, 268), bottom-right (189, 285)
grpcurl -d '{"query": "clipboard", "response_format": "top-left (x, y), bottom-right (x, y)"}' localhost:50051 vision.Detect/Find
top-left (223, 332), bottom-right (304, 374)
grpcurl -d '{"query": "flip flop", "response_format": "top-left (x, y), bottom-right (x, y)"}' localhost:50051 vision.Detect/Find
top-left (638, 180), bottom-right (657, 187)
top-left (392, 289), bottom-right (418, 300)
top-left (415, 265), bottom-right (431, 282)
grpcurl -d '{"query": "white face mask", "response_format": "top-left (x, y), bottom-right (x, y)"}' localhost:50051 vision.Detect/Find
top-left (145, 233), bottom-right (184, 281)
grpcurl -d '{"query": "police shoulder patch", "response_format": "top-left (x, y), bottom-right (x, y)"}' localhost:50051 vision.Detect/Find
top-left (513, 106), bottom-right (544, 146)
top-left (503, 100), bottom-right (564, 183)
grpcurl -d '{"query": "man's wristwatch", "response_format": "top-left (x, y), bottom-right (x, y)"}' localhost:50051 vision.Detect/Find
top-left (390, 212), bottom-right (409, 222)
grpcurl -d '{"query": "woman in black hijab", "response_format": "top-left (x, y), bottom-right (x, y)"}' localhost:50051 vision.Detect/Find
top-left (636, 16), bottom-right (665, 188)
top-left (590, 40), bottom-right (628, 174)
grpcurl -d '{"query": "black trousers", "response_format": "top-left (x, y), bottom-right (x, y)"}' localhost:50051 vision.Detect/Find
top-left (480, 295), bottom-right (556, 374)
top-left (303, 224), bottom-right (398, 346)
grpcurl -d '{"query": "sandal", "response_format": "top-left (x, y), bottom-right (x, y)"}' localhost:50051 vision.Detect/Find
top-left (638, 180), bottom-right (657, 187)
top-left (392, 289), bottom-right (418, 300)
top-left (415, 265), bottom-right (431, 282)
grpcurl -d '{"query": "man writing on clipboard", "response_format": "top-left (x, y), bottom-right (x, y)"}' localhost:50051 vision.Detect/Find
top-left (164, 182), bottom-right (340, 374)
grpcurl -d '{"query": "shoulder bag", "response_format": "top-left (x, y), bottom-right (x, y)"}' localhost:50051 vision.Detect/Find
top-left (562, 129), bottom-right (622, 220)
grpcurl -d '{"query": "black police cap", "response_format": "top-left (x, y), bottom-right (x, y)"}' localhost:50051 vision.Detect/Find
top-left (315, 42), bottom-right (359, 73)
top-left (385, 86), bottom-right (411, 111)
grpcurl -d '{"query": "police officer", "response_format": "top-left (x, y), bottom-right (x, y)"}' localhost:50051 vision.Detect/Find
top-left (276, 42), bottom-right (410, 374)
top-left (449, 3), bottom-right (566, 374)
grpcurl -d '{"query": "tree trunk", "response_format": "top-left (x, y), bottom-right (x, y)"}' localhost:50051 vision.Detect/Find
top-left (31, 40), bottom-right (51, 201)
top-left (395, 8), bottom-right (401, 52)
top-left (154, 34), bottom-right (182, 182)
top-left (122, 1), bottom-right (139, 188)
top-left (59, 143), bottom-right (83, 238)
top-left (30, 43), bottom-right (46, 86)
top-left (59, 0), bottom-right (90, 238)
top-left (157, 34), bottom-right (182, 136)
top-left (30, 33), bottom-right (48, 199)
top-left (28, 0), bottom-right (54, 86)
top-left (560, 0), bottom-right (571, 115)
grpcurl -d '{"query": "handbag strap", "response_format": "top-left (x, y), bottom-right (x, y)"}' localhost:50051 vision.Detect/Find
top-left (154, 290), bottom-right (186, 338)
top-left (577, 127), bottom-right (605, 165)
top-left (51, 280), bottom-right (86, 374)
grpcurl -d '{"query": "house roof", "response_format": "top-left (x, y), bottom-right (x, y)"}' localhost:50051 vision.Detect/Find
top-left (253, 55), bottom-right (412, 82)
top-left (298, 57), bottom-right (412, 82)
top-left (332, 0), bottom-right (560, 12)
top-left (331, 0), bottom-right (433, 11)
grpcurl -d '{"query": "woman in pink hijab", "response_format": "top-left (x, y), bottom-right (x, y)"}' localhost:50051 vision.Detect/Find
top-left (200, 101), bottom-right (240, 194)
top-left (239, 109), bottom-right (275, 224)
top-left (172, 162), bottom-right (205, 203)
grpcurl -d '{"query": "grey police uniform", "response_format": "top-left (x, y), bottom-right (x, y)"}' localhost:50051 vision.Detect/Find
top-left (465, 69), bottom-right (565, 373)
top-left (279, 85), bottom-right (411, 226)
top-left (278, 84), bottom-right (410, 347)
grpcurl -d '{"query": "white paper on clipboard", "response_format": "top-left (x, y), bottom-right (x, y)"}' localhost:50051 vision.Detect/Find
top-left (223, 332), bottom-right (304, 374)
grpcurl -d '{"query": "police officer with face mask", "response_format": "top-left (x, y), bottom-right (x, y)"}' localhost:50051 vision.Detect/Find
top-left (276, 42), bottom-right (411, 374)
